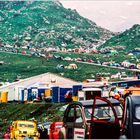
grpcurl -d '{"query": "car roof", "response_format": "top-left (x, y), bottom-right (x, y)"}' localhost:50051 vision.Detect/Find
top-left (14, 120), bottom-right (36, 124)
top-left (73, 98), bottom-right (121, 107)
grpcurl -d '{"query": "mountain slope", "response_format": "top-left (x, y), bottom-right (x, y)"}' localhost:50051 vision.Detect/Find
top-left (0, 1), bottom-right (113, 49)
top-left (99, 24), bottom-right (140, 52)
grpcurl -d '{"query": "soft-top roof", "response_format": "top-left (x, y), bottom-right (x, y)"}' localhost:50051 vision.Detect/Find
top-left (76, 98), bottom-right (121, 107)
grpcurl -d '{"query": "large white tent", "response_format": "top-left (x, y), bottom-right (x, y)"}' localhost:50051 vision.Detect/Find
top-left (0, 72), bottom-right (79, 101)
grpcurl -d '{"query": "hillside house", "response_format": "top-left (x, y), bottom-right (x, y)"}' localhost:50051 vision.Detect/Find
top-left (137, 63), bottom-right (140, 69)
top-left (121, 60), bottom-right (131, 68)
top-left (90, 49), bottom-right (99, 54)
top-left (73, 48), bottom-right (85, 53)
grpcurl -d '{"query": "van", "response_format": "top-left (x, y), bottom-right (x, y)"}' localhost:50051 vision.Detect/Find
top-left (78, 88), bottom-right (102, 101)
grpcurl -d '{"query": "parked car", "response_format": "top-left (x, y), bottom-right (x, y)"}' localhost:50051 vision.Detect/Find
top-left (121, 95), bottom-right (140, 139)
top-left (49, 122), bottom-right (63, 139)
top-left (87, 59), bottom-right (94, 63)
top-left (78, 88), bottom-right (102, 101)
top-left (58, 97), bottom-right (122, 139)
top-left (3, 132), bottom-right (10, 139)
top-left (10, 120), bottom-right (40, 139)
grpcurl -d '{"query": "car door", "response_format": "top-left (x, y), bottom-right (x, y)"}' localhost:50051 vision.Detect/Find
top-left (74, 105), bottom-right (86, 139)
top-left (89, 96), bottom-right (120, 139)
top-left (121, 98), bottom-right (132, 138)
top-left (64, 104), bottom-right (75, 139)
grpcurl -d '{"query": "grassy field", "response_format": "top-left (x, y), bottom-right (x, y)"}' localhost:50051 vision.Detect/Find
top-left (0, 52), bottom-right (133, 83)
top-left (0, 52), bottom-right (134, 82)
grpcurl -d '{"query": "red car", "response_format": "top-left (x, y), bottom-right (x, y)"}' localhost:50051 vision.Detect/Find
top-left (49, 122), bottom-right (63, 139)
top-left (58, 97), bottom-right (122, 139)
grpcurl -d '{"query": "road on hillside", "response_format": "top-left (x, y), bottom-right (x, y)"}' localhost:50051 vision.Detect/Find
top-left (1, 50), bottom-right (140, 73)
top-left (77, 61), bottom-right (140, 73)
top-left (0, 50), bottom-right (30, 56)
top-left (52, 52), bottom-right (140, 73)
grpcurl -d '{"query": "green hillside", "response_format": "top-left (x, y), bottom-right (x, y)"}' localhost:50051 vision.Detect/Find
top-left (0, 1), bottom-right (113, 49)
top-left (99, 24), bottom-right (140, 52)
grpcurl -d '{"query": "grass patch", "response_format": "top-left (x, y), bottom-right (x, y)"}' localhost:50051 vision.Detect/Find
top-left (0, 52), bottom-right (133, 82)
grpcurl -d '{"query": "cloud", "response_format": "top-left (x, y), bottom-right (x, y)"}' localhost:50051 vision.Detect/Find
top-left (60, 1), bottom-right (140, 32)
top-left (99, 10), bottom-right (106, 15)
top-left (119, 16), bottom-right (127, 20)
top-left (127, 1), bottom-right (133, 6)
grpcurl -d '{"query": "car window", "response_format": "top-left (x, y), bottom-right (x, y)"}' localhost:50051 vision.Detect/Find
top-left (75, 106), bottom-right (83, 123)
top-left (135, 106), bottom-right (140, 120)
top-left (55, 124), bottom-right (63, 128)
top-left (84, 106), bottom-right (115, 120)
top-left (124, 100), bottom-right (129, 129)
top-left (85, 107), bottom-right (115, 119)
top-left (85, 107), bottom-right (116, 123)
top-left (95, 106), bottom-right (115, 120)
top-left (66, 107), bottom-right (75, 122)
top-left (28, 124), bottom-right (35, 128)
top-left (84, 105), bottom-right (122, 120)
top-left (114, 106), bottom-right (123, 117)
top-left (17, 123), bottom-right (34, 128)
top-left (84, 107), bottom-right (92, 119)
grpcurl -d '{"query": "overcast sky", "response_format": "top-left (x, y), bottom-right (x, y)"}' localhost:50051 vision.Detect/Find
top-left (60, 1), bottom-right (140, 32)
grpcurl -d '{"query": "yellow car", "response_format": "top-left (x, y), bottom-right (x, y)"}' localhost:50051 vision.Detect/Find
top-left (10, 120), bottom-right (40, 139)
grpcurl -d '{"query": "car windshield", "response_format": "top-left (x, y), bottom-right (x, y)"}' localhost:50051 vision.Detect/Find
top-left (55, 124), bottom-right (63, 128)
top-left (84, 105), bottom-right (122, 119)
top-left (114, 106), bottom-right (123, 117)
top-left (17, 123), bottom-right (35, 128)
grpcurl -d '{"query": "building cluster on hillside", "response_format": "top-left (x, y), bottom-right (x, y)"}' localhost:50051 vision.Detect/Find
top-left (1, 44), bottom-right (140, 73)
